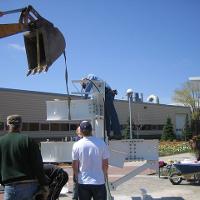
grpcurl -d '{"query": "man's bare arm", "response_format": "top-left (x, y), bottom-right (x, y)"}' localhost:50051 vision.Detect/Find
top-left (72, 160), bottom-right (79, 178)
top-left (102, 158), bottom-right (109, 178)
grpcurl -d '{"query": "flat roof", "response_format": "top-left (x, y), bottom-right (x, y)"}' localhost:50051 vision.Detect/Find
top-left (0, 87), bottom-right (190, 109)
top-left (0, 87), bottom-right (76, 97)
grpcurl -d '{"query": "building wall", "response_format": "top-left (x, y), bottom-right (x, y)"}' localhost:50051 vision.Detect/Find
top-left (0, 88), bottom-right (191, 140)
top-left (0, 88), bottom-right (80, 122)
top-left (115, 100), bottom-right (191, 125)
top-left (115, 100), bottom-right (191, 138)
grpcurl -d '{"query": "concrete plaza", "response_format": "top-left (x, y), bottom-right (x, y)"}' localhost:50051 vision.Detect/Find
top-left (0, 153), bottom-right (199, 200)
top-left (60, 153), bottom-right (200, 200)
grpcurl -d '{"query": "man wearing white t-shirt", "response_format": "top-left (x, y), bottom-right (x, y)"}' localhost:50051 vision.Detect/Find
top-left (72, 121), bottom-right (110, 200)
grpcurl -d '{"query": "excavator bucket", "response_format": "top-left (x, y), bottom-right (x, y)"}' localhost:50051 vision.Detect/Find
top-left (24, 22), bottom-right (66, 75)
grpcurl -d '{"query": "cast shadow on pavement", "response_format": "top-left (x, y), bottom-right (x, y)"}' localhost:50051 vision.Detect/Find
top-left (132, 197), bottom-right (184, 200)
top-left (131, 188), bottom-right (185, 200)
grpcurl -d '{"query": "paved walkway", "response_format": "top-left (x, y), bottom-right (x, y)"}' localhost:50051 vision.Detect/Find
top-left (59, 153), bottom-right (200, 200)
top-left (1, 153), bottom-right (199, 200)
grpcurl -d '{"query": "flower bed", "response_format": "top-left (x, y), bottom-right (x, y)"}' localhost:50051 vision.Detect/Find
top-left (159, 141), bottom-right (192, 156)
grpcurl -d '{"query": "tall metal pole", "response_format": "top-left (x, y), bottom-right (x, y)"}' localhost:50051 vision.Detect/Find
top-left (128, 95), bottom-right (133, 139)
top-left (127, 89), bottom-right (133, 139)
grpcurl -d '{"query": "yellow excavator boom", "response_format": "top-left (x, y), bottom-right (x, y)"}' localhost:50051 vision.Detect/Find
top-left (0, 23), bottom-right (27, 38)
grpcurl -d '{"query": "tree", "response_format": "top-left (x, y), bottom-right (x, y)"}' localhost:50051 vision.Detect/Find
top-left (190, 135), bottom-right (200, 161)
top-left (182, 114), bottom-right (192, 141)
top-left (122, 119), bottom-right (134, 139)
top-left (161, 117), bottom-right (176, 141)
top-left (173, 81), bottom-right (200, 135)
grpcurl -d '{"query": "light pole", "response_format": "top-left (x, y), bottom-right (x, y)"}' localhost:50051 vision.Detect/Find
top-left (126, 88), bottom-right (133, 139)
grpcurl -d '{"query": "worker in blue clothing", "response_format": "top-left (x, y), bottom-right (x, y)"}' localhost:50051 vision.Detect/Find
top-left (81, 74), bottom-right (122, 140)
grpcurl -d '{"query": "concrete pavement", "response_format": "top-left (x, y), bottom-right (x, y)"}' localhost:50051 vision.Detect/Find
top-left (1, 153), bottom-right (199, 200)
top-left (60, 153), bottom-right (200, 200)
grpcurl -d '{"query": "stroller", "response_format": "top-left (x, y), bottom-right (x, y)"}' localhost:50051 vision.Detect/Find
top-left (44, 164), bottom-right (69, 200)
top-left (169, 162), bottom-right (200, 185)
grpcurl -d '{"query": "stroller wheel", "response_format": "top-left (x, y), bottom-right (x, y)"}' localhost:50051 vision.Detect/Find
top-left (169, 172), bottom-right (182, 185)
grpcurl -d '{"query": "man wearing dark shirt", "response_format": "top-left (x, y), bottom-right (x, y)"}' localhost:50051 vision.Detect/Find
top-left (0, 115), bottom-right (49, 200)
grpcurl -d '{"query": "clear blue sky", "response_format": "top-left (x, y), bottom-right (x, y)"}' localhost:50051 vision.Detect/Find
top-left (0, 0), bottom-right (200, 104)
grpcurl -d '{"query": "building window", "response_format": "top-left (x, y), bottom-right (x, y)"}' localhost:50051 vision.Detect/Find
top-left (40, 123), bottom-right (49, 131)
top-left (151, 125), bottom-right (157, 130)
top-left (69, 124), bottom-right (79, 131)
top-left (0, 122), bottom-right (4, 131)
top-left (158, 125), bottom-right (164, 130)
top-left (141, 125), bottom-right (149, 130)
top-left (22, 123), bottom-right (29, 131)
top-left (60, 123), bottom-right (69, 131)
top-left (29, 123), bottom-right (39, 131)
top-left (132, 124), bottom-right (137, 130)
top-left (20, 122), bottom-right (97, 132)
top-left (50, 123), bottom-right (60, 131)
top-left (139, 124), bottom-right (164, 130)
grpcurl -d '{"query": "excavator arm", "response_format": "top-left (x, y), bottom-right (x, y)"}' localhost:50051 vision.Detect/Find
top-left (0, 6), bottom-right (42, 38)
top-left (0, 5), bottom-right (66, 75)
top-left (0, 7), bottom-right (28, 38)
top-left (0, 23), bottom-right (27, 38)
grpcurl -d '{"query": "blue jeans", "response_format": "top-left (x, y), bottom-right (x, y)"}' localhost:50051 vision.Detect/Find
top-left (78, 184), bottom-right (106, 200)
top-left (4, 182), bottom-right (39, 200)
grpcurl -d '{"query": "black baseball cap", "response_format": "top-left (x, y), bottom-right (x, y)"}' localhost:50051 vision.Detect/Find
top-left (80, 121), bottom-right (92, 132)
